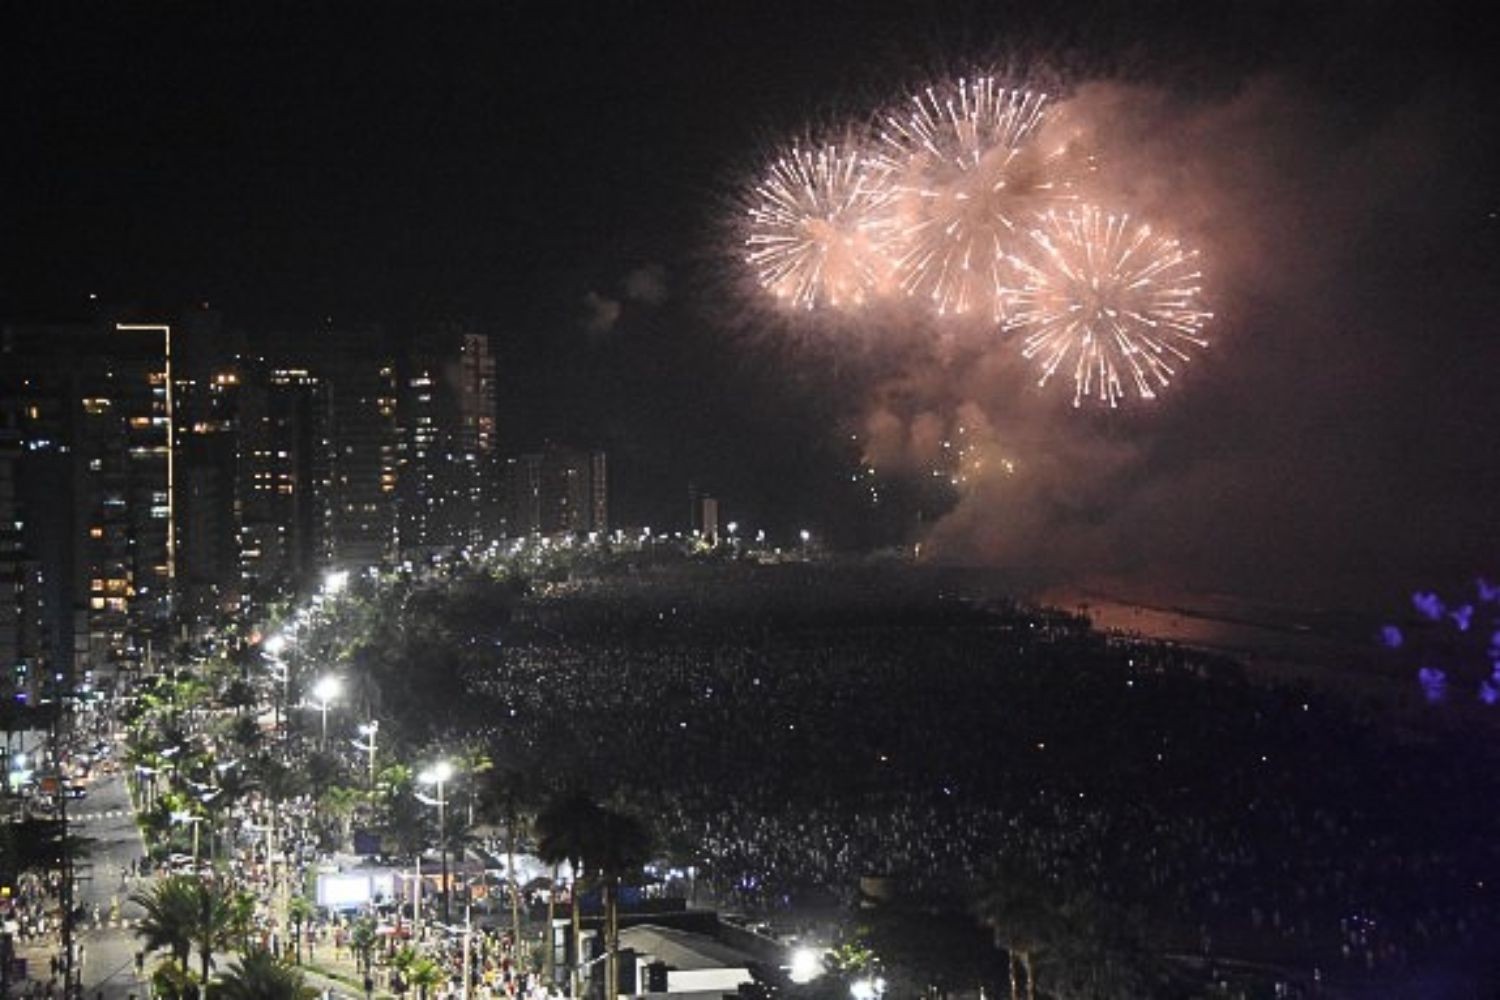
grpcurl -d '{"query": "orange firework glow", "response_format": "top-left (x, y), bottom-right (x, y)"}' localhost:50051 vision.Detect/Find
top-left (1007, 205), bottom-right (1211, 408)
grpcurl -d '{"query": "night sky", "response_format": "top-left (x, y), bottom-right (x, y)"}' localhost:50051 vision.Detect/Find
top-left (3, 1), bottom-right (1497, 609)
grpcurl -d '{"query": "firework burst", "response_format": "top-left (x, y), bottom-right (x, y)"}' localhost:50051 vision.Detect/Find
top-left (743, 142), bottom-right (893, 311)
top-left (871, 77), bottom-right (1069, 322)
top-left (1007, 205), bottom-right (1211, 408)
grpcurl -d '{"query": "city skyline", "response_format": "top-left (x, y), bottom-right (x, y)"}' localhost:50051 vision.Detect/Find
top-left (2, 6), bottom-right (1500, 995)
top-left (2, 1), bottom-right (1498, 610)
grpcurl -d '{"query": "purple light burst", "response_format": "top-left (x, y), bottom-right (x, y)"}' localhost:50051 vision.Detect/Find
top-left (1412, 592), bottom-right (1445, 621)
top-left (1417, 666), bottom-right (1448, 705)
top-left (1389, 576), bottom-right (1500, 707)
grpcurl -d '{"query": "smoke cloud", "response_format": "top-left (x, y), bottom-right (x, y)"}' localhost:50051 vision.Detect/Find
top-left (582, 290), bottom-right (622, 333)
top-left (852, 75), bottom-right (1498, 608)
top-left (624, 264), bottom-right (669, 304)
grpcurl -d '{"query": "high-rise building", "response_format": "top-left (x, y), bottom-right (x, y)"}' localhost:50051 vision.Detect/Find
top-left (306, 326), bottom-right (398, 569)
top-left (505, 454), bottom-right (543, 537)
top-left (0, 321), bottom-right (173, 684)
top-left (589, 451), bottom-right (608, 534)
top-left (396, 362), bottom-right (450, 552)
top-left (508, 444), bottom-right (608, 537)
top-left (397, 328), bottom-right (500, 554)
top-left (457, 333), bottom-right (501, 530)
top-left (175, 371), bottom-right (239, 622)
top-left (225, 362), bottom-right (334, 600)
top-left (0, 399), bottom-right (27, 699)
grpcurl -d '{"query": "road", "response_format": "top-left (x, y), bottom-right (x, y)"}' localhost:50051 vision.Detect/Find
top-left (69, 767), bottom-right (147, 1000)
top-left (64, 769), bottom-right (368, 1000)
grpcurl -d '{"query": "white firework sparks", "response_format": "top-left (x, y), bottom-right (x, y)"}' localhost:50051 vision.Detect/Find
top-left (871, 77), bottom-right (1068, 322)
top-left (743, 142), bottom-right (893, 311)
top-left (1007, 205), bottom-right (1212, 408)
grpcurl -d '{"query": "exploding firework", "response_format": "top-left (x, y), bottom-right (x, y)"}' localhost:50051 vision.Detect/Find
top-left (871, 77), bottom-right (1069, 323)
top-left (1006, 205), bottom-right (1211, 408)
top-left (743, 142), bottom-right (893, 311)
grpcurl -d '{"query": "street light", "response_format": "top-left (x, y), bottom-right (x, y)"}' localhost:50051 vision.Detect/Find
top-left (397, 863), bottom-right (425, 942)
top-left (353, 721), bottom-right (380, 788)
top-left (263, 643), bottom-right (289, 736)
top-left (789, 948), bottom-right (825, 984)
top-left (311, 675), bottom-right (341, 750)
top-left (170, 811), bottom-right (207, 868)
top-left (324, 570), bottom-right (349, 596)
top-left (418, 761), bottom-right (454, 923)
top-left (134, 764), bottom-right (158, 809)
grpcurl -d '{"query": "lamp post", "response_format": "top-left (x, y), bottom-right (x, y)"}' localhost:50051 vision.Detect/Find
top-left (243, 809), bottom-right (288, 959)
top-left (399, 859), bottom-right (424, 942)
top-left (134, 764), bottom-right (158, 811)
top-left (263, 635), bottom-right (288, 736)
top-left (418, 761), bottom-right (454, 924)
top-left (354, 721), bottom-right (379, 789)
top-left (171, 811), bottom-right (206, 868)
top-left (311, 676), bottom-right (341, 751)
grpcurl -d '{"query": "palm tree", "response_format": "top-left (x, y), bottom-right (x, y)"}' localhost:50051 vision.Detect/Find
top-left (535, 790), bottom-right (601, 997)
top-left (151, 956), bottom-right (200, 1000)
top-left (134, 877), bottom-right (242, 989)
top-left (588, 807), bottom-right (652, 1000)
top-left (287, 896), bottom-right (317, 965)
top-left (479, 767), bottom-right (532, 967)
top-left (376, 764), bottom-right (429, 858)
top-left (976, 863), bottom-right (1058, 1000)
top-left (212, 948), bottom-right (319, 1000)
top-left (407, 956), bottom-right (445, 1000)
top-left (133, 876), bottom-right (199, 971)
top-left (389, 944), bottom-right (419, 996)
top-left (1044, 892), bottom-right (1161, 1000)
top-left (192, 879), bottom-right (244, 986)
top-left (228, 715), bottom-right (263, 755)
top-left (349, 917), bottom-right (379, 982)
top-left (228, 890), bottom-right (260, 953)
top-left (457, 745), bottom-right (494, 828)
top-left (251, 756), bottom-right (309, 804)
top-left (220, 678), bottom-right (259, 718)
top-left (318, 785), bottom-right (364, 851)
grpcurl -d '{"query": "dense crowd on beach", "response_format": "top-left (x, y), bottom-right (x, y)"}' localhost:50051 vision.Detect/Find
top-left (429, 562), bottom-right (1500, 987)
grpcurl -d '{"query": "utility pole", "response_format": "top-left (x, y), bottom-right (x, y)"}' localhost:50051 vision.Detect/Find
top-left (460, 904), bottom-right (472, 1000)
top-left (414, 854), bottom-right (423, 941)
top-left (51, 692), bottom-right (75, 999)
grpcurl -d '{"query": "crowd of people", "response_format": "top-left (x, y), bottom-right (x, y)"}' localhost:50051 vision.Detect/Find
top-left (2, 871), bottom-right (65, 949)
top-left (416, 559), bottom-right (1500, 991)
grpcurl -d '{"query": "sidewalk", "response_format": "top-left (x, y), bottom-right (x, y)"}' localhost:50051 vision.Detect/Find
top-left (11, 936), bottom-right (65, 998)
top-left (299, 947), bottom-right (397, 1000)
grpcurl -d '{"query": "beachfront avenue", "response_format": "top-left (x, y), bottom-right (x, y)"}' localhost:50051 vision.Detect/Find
top-left (10, 541), bottom-right (1498, 1000)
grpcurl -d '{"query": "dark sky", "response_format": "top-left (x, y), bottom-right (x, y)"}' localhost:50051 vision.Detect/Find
top-left (3, 1), bottom-right (1497, 609)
